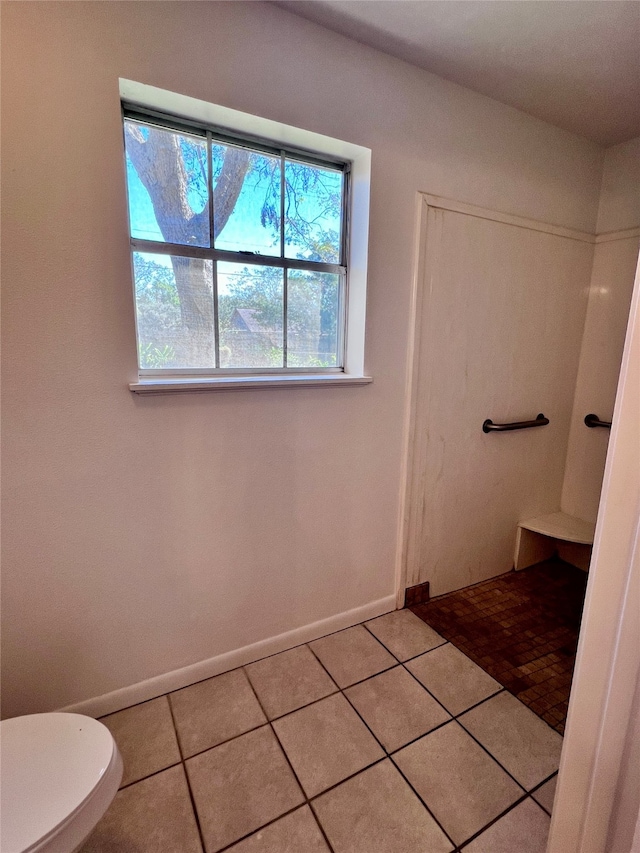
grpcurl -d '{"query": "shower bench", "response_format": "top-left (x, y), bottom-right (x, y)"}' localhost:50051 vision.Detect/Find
top-left (514, 511), bottom-right (595, 572)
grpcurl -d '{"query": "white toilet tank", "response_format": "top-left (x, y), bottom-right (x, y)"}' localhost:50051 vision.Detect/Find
top-left (0, 713), bottom-right (122, 853)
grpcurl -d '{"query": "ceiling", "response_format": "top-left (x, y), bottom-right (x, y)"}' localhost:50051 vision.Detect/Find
top-left (275, 1), bottom-right (640, 147)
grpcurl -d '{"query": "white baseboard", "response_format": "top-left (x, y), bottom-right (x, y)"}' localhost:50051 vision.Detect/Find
top-left (59, 595), bottom-right (396, 719)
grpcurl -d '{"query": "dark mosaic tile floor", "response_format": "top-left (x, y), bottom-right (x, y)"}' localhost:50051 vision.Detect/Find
top-left (410, 559), bottom-right (588, 734)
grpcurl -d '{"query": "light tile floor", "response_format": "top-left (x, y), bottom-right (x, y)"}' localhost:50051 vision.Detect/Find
top-left (82, 609), bottom-right (560, 853)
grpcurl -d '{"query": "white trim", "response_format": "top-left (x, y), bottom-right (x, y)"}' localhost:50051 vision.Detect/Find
top-left (548, 248), bottom-right (640, 853)
top-left (58, 594), bottom-right (396, 718)
top-left (120, 79), bottom-right (368, 165)
top-left (400, 198), bottom-right (462, 596)
top-left (395, 194), bottom-right (436, 605)
top-left (119, 79), bottom-right (371, 382)
top-left (129, 373), bottom-right (373, 394)
top-left (420, 194), bottom-right (596, 244)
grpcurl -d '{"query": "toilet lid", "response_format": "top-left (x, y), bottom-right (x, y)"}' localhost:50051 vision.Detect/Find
top-left (0, 713), bottom-right (115, 853)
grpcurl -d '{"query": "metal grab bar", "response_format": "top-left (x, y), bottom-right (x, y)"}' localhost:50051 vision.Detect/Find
top-left (584, 413), bottom-right (612, 429)
top-left (482, 413), bottom-right (549, 433)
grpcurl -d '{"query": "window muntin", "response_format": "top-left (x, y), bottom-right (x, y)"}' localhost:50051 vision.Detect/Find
top-left (123, 110), bottom-right (349, 375)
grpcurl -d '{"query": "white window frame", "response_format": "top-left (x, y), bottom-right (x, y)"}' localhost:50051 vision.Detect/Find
top-left (121, 80), bottom-right (372, 394)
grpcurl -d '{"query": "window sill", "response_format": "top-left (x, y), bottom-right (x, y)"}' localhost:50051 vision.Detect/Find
top-left (129, 374), bottom-right (373, 395)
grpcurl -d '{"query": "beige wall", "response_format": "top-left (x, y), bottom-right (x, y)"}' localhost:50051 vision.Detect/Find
top-left (561, 139), bottom-right (640, 524)
top-left (596, 137), bottom-right (640, 235)
top-left (1, 1), bottom-right (604, 717)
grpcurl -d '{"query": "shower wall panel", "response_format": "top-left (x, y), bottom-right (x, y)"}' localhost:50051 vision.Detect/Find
top-left (406, 203), bottom-right (594, 596)
top-left (561, 235), bottom-right (640, 524)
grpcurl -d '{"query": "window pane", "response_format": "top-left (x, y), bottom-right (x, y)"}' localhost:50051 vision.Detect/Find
top-left (287, 271), bottom-right (340, 367)
top-left (284, 161), bottom-right (343, 264)
top-left (124, 121), bottom-right (210, 248)
top-left (133, 252), bottom-right (214, 368)
top-left (213, 144), bottom-right (281, 256)
top-left (218, 262), bottom-right (284, 368)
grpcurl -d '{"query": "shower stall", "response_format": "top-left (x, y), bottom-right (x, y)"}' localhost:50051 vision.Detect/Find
top-left (402, 185), bottom-right (639, 599)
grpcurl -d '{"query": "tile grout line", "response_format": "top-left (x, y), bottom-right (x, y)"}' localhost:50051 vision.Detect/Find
top-left (305, 640), bottom-right (459, 852)
top-left (116, 659), bottom-right (423, 785)
top-left (360, 614), bottom-right (449, 664)
top-left (399, 650), bottom-right (504, 718)
top-left (451, 716), bottom-right (531, 797)
top-left (412, 622), bottom-right (576, 738)
top-left (530, 770), bottom-right (559, 792)
top-left (456, 794), bottom-right (550, 850)
top-left (210, 803), bottom-right (319, 853)
top-left (311, 620), bottom-right (402, 683)
top-left (165, 692), bottom-right (208, 853)
top-left (324, 631), bottom-right (550, 805)
top-left (114, 675), bottom-right (513, 801)
top-left (307, 759), bottom-right (389, 806)
top-left (357, 617), bottom-right (551, 736)
top-left (384, 691), bottom-right (506, 760)
top-left (385, 752), bottom-right (459, 850)
top-left (370, 669), bottom-right (536, 847)
top-left (104, 614), bottom-right (560, 852)
top-left (110, 680), bottom-right (557, 853)
top-left (388, 749), bottom-right (488, 851)
top-left (117, 760), bottom-right (183, 793)
top-left (244, 651), bottom-right (342, 719)
top-left (242, 664), bottom-right (338, 853)
top-left (175, 666), bottom-right (314, 853)
top-left (338, 620), bottom-right (517, 741)
top-left (306, 642), bottom-right (393, 756)
top-left (528, 771), bottom-right (559, 817)
top-left (247, 638), bottom-right (454, 850)
top-left (101, 611), bottom-right (470, 721)
top-left (166, 721), bottom-right (269, 765)
top-left (307, 800), bottom-right (343, 853)
top-left (252, 640), bottom-right (397, 796)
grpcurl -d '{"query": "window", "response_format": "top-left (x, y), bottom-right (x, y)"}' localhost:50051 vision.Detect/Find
top-left (121, 82), bottom-right (371, 393)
